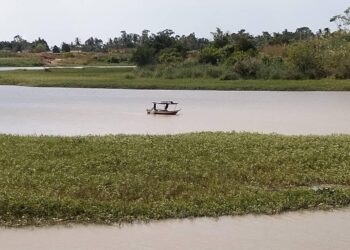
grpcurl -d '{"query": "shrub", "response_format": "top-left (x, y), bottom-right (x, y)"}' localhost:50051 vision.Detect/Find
top-left (256, 57), bottom-right (289, 80)
top-left (132, 46), bottom-right (156, 66)
top-left (321, 34), bottom-right (350, 79)
top-left (199, 47), bottom-right (223, 65)
top-left (232, 57), bottom-right (260, 78)
top-left (220, 72), bottom-right (240, 80)
top-left (157, 48), bottom-right (183, 64)
top-left (224, 51), bottom-right (251, 66)
top-left (108, 57), bottom-right (120, 64)
top-left (205, 67), bottom-right (224, 78)
top-left (286, 40), bottom-right (325, 79)
top-left (32, 44), bottom-right (47, 53)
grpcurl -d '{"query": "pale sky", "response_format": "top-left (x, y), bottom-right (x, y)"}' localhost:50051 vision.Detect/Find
top-left (0, 0), bottom-right (349, 46)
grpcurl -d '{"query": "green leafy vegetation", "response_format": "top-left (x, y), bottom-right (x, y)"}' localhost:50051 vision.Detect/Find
top-left (0, 67), bottom-right (349, 91)
top-left (0, 132), bottom-right (349, 227)
top-left (0, 57), bottom-right (43, 67)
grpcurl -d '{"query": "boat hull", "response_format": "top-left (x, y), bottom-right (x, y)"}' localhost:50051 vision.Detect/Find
top-left (147, 109), bottom-right (180, 115)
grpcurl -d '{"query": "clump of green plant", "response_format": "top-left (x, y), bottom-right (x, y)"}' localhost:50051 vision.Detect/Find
top-left (0, 132), bottom-right (349, 226)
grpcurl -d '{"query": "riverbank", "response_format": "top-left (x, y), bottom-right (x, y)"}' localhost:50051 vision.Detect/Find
top-left (0, 132), bottom-right (349, 227)
top-left (0, 68), bottom-right (350, 91)
top-left (0, 52), bottom-right (133, 67)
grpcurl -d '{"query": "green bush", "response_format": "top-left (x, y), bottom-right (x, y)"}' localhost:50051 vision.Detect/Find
top-left (157, 48), bottom-right (183, 64)
top-left (132, 46), bottom-right (156, 66)
top-left (224, 51), bottom-right (251, 66)
top-left (321, 34), bottom-right (350, 79)
top-left (256, 57), bottom-right (289, 80)
top-left (232, 57), bottom-right (260, 79)
top-left (220, 72), bottom-right (240, 80)
top-left (199, 46), bottom-right (223, 65)
top-left (107, 57), bottom-right (120, 64)
top-left (32, 44), bottom-right (47, 53)
top-left (287, 40), bottom-right (325, 79)
top-left (205, 67), bottom-right (224, 78)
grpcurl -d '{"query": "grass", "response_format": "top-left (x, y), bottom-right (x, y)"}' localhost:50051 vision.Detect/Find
top-left (0, 67), bottom-right (350, 91)
top-left (0, 57), bottom-right (44, 67)
top-left (0, 51), bottom-right (133, 67)
top-left (0, 132), bottom-right (349, 227)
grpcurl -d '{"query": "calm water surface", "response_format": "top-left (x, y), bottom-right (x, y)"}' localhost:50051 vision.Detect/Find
top-left (1, 209), bottom-right (350, 250)
top-left (0, 86), bottom-right (349, 135)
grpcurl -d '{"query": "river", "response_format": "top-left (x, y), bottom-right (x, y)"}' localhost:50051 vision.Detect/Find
top-left (1, 209), bottom-right (350, 250)
top-left (0, 86), bottom-right (349, 135)
top-left (1, 85), bottom-right (349, 249)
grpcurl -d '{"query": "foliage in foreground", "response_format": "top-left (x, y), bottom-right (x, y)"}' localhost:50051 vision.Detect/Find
top-left (0, 133), bottom-right (349, 227)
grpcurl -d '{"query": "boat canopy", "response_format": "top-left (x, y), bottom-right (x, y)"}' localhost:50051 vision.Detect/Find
top-left (152, 101), bottom-right (178, 105)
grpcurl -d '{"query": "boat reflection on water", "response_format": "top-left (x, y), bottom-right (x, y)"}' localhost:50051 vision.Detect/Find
top-left (147, 101), bottom-right (181, 115)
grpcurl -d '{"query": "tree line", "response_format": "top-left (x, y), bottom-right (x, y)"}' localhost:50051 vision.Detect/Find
top-left (0, 7), bottom-right (349, 79)
top-left (0, 7), bottom-right (348, 54)
top-left (0, 27), bottom-right (335, 54)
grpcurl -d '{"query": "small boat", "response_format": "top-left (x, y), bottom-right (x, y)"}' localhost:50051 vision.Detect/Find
top-left (147, 101), bottom-right (181, 115)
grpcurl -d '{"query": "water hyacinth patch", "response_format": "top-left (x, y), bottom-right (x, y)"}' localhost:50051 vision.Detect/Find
top-left (0, 132), bottom-right (349, 226)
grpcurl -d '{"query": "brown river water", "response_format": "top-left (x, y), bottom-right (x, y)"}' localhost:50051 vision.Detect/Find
top-left (0, 86), bottom-right (349, 135)
top-left (1, 209), bottom-right (350, 250)
top-left (1, 86), bottom-right (350, 249)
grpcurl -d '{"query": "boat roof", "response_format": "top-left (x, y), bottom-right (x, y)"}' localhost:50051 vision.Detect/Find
top-left (152, 101), bottom-right (178, 105)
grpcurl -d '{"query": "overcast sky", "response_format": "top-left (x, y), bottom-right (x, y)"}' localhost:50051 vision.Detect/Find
top-left (0, 0), bottom-right (349, 46)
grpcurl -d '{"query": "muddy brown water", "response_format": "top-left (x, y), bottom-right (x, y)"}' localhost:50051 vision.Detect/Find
top-left (0, 86), bottom-right (349, 135)
top-left (1, 209), bottom-right (350, 250)
top-left (1, 86), bottom-right (350, 249)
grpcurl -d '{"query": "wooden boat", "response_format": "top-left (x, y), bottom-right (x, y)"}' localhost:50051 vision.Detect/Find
top-left (147, 101), bottom-right (181, 115)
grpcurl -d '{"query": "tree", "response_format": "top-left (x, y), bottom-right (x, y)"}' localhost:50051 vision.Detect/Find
top-left (295, 27), bottom-right (314, 40)
top-left (331, 7), bottom-right (350, 30)
top-left (211, 28), bottom-right (230, 48)
top-left (11, 35), bottom-right (31, 52)
top-left (32, 38), bottom-right (50, 52)
top-left (148, 29), bottom-right (176, 52)
top-left (131, 46), bottom-right (156, 66)
top-left (177, 33), bottom-right (208, 51)
top-left (230, 30), bottom-right (256, 52)
top-left (74, 37), bottom-right (81, 47)
top-left (52, 45), bottom-right (60, 53)
top-left (82, 37), bottom-right (103, 51)
top-left (61, 42), bottom-right (71, 52)
top-left (255, 32), bottom-right (272, 47)
top-left (141, 30), bottom-right (150, 45)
